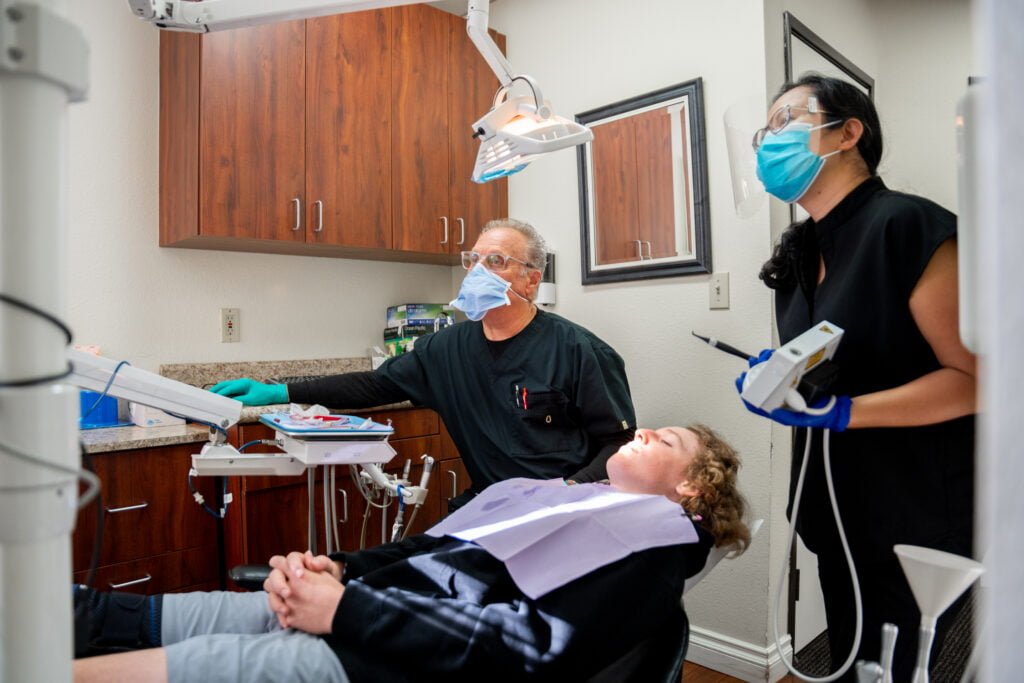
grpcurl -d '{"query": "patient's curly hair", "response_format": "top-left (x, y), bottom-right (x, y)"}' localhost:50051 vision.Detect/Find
top-left (680, 424), bottom-right (750, 555)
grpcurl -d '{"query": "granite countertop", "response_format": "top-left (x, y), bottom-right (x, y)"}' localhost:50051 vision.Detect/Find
top-left (82, 357), bottom-right (413, 454)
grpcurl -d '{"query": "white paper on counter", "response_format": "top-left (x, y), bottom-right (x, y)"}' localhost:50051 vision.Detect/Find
top-left (426, 478), bottom-right (697, 598)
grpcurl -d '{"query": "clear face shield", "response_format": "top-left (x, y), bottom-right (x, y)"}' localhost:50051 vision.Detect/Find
top-left (723, 96), bottom-right (769, 218)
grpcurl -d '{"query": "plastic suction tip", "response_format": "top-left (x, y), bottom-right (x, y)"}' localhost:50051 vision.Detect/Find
top-left (894, 545), bottom-right (984, 621)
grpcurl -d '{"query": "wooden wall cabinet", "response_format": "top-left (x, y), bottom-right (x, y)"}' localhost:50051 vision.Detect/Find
top-left (391, 5), bottom-right (508, 256)
top-left (73, 444), bottom-right (221, 594)
top-left (160, 6), bottom-right (506, 265)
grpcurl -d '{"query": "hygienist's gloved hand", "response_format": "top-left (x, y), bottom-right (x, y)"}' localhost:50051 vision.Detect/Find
top-left (749, 348), bottom-right (774, 367)
top-left (209, 378), bottom-right (288, 406)
top-left (734, 373), bottom-right (851, 431)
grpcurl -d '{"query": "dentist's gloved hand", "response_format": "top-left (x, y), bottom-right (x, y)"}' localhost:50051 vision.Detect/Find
top-left (735, 373), bottom-right (852, 431)
top-left (209, 378), bottom-right (288, 406)
top-left (748, 348), bottom-right (774, 367)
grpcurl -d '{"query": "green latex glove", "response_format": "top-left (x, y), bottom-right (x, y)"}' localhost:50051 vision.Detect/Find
top-left (209, 378), bottom-right (288, 406)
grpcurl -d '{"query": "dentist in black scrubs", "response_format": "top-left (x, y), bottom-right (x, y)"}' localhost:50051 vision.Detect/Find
top-left (742, 74), bottom-right (977, 680)
top-left (214, 219), bottom-right (636, 511)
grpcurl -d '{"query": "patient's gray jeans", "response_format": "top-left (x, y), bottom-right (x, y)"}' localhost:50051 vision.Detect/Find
top-left (162, 591), bottom-right (349, 683)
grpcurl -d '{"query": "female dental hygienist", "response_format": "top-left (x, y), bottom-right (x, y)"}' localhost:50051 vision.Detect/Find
top-left (739, 74), bottom-right (977, 681)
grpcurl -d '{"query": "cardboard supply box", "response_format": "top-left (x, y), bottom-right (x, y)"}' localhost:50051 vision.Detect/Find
top-left (386, 303), bottom-right (455, 329)
top-left (383, 323), bottom-right (435, 357)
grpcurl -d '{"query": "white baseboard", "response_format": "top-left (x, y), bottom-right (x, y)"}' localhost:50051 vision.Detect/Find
top-left (686, 625), bottom-right (795, 682)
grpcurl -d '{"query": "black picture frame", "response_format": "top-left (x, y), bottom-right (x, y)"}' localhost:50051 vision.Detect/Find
top-left (576, 78), bottom-right (711, 285)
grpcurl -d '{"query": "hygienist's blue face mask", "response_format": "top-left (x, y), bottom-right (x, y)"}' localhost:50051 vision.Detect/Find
top-left (450, 263), bottom-right (525, 322)
top-left (755, 120), bottom-right (841, 203)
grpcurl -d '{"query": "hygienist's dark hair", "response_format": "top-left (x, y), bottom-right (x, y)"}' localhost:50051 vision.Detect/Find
top-left (759, 73), bottom-right (884, 292)
top-left (682, 424), bottom-right (750, 554)
top-left (481, 218), bottom-right (548, 273)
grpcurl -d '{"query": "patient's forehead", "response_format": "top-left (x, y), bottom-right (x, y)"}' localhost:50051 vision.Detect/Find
top-left (663, 427), bottom-right (698, 458)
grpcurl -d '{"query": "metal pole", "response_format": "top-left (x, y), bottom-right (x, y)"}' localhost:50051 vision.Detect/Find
top-left (0, 1), bottom-right (88, 680)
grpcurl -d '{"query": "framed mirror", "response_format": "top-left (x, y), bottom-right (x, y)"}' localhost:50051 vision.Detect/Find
top-left (784, 12), bottom-right (874, 224)
top-left (576, 78), bottom-right (710, 285)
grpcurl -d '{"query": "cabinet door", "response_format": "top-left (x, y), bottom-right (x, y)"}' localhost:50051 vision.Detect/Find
top-left (391, 4), bottom-right (451, 254)
top-left (591, 116), bottom-right (642, 265)
top-left (307, 11), bottom-right (393, 248)
top-left (447, 14), bottom-right (508, 253)
top-left (73, 445), bottom-right (218, 572)
top-left (199, 21), bottom-right (306, 241)
top-left (633, 107), bottom-right (678, 260)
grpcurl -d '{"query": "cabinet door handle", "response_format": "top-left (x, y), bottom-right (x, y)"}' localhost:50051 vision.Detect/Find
top-left (448, 470), bottom-right (458, 499)
top-left (634, 239), bottom-right (644, 260)
top-left (440, 216), bottom-right (449, 245)
top-left (105, 502), bottom-right (149, 514)
top-left (314, 200), bottom-right (324, 233)
top-left (457, 217), bottom-right (466, 246)
top-left (109, 574), bottom-right (152, 589)
top-left (338, 488), bottom-right (348, 524)
top-left (643, 241), bottom-right (653, 259)
top-left (292, 197), bottom-right (302, 231)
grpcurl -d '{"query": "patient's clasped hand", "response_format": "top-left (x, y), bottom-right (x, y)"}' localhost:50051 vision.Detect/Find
top-left (74, 425), bottom-right (750, 683)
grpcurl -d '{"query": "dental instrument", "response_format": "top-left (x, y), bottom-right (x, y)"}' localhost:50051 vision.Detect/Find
top-left (690, 331), bottom-right (753, 361)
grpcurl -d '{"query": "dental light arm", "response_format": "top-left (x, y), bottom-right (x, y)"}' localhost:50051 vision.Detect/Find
top-left (126, 0), bottom-right (419, 33)
top-left (69, 349), bottom-right (241, 431)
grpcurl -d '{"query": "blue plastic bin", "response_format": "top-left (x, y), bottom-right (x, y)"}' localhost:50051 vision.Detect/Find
top-left (79, 390), bottom-right (121, 429)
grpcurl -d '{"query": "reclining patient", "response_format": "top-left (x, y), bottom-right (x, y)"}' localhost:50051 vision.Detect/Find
top-left (74, 424), bottom-right (750, 683)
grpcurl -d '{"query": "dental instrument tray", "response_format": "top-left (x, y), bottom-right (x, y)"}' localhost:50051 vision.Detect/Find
top-left (258, 412), bottom-right (394, 441)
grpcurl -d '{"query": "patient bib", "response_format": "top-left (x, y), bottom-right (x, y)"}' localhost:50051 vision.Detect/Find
top-left (426, 478), bottom-right (698, 598)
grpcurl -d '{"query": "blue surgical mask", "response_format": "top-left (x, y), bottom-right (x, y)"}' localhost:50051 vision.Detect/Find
top-left (756, 121), bottom-right (841, 203)
top-left (450, 263), bottom-right (514, 321)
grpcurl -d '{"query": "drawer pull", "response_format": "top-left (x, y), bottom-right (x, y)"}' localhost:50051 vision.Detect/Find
top-left (338, 488), bottom-right (348, 524)
top-left (106, 502), bottom-right (149, 514)
top-left (448, 470), bottom-right (458, 499)
top-left (109, 574), bottom-right (152, 589)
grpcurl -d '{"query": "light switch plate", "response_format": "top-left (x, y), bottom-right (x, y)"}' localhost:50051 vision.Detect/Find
top-left (221, 308), bottom-right (240, 342)
top-left (709, 273), bottom-right (730, 310)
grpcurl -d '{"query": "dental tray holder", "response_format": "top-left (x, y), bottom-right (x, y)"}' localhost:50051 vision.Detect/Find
top-left (191, 413), bottom-right (397, 477)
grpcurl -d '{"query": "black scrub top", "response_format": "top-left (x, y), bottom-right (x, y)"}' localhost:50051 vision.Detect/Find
top-left (775, 177), bottom-right (974, 558)
top-left (376, 310), bottom-right (636, 490)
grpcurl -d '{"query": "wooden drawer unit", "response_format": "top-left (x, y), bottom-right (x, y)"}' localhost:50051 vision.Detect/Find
top-left (73, 443), bottom-right (220, 592)
top-left (72, 546), bottom-right (220, 596)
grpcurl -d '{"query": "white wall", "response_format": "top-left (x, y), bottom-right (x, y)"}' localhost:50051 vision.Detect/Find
top-left (871, 0), bottom-right (974, 208)
top-left (65, 2), bottom-right (456, 372)
top-left (492, 0), bottom-right (777, 652)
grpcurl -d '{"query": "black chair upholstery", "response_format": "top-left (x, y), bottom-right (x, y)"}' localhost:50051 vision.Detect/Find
top-left (584, 606), bottom-right (690, 683)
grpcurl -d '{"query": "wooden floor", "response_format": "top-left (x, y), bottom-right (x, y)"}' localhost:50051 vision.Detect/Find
top-left (682, 660), bottom-right (800, 682)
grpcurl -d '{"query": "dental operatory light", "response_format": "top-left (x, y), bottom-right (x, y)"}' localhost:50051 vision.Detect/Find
top-left (466, 0), bottom-right (593, 183)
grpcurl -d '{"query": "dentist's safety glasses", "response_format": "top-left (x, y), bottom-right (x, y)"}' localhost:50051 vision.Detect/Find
top-left (724, 96), bottom-right (769, 219)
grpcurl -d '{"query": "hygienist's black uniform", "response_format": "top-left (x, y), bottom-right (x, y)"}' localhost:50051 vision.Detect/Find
top-left (773, 177), bottom-right (974, 681)
top-left (290, 310), bottom-right (636, 504)
top-left (326, 526), bottom-right (712, 682)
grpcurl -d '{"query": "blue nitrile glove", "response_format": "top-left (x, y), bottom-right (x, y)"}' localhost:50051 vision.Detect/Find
top-left (209, 378), bottom-right (288, 406)
top-left (749, 348), bottom-right (774, 367)
top-left (735, 372), bottom-right (852, 431)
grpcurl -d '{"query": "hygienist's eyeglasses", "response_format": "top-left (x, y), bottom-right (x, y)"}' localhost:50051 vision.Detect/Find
top-left (751, 103), bottom-right (833, 151)
top-left (461, 250), bottom-right (538, 271)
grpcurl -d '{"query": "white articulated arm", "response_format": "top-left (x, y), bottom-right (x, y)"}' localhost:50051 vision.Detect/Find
top-left (127, 0), bottom-right (421, 32)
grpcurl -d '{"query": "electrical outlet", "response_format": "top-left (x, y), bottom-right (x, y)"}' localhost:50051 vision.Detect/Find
top-left (709, 272), bottom-right (730, 309)
top-left (221, 308), bottom-right (240, 343)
